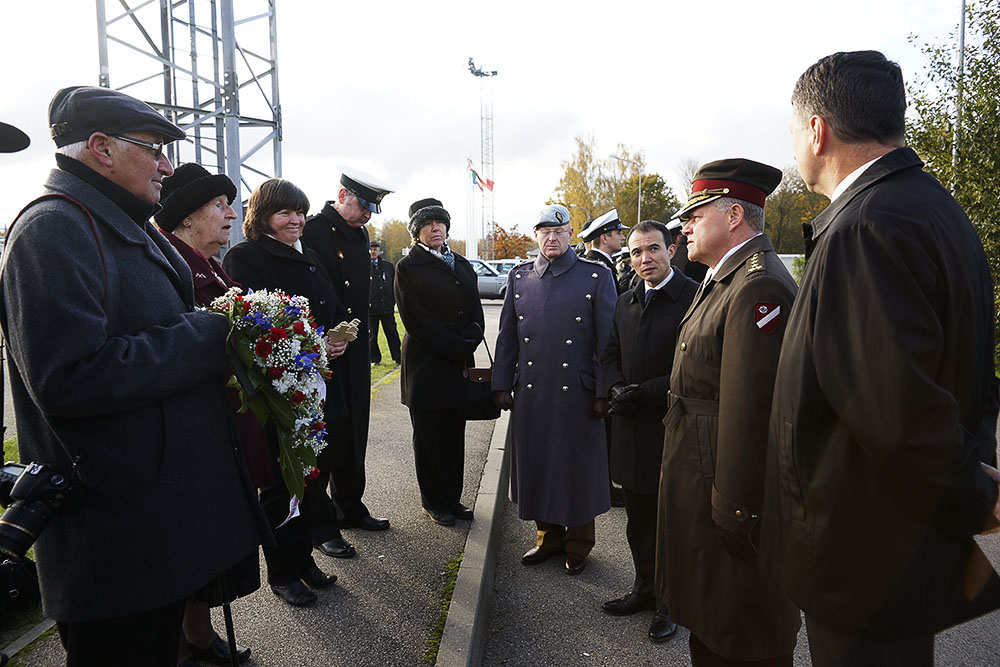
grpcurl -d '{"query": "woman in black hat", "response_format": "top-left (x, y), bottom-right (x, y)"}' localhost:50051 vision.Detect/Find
top-left (156, 163), bottom-right (263, 665)
top-left (394, 198), bottom-right (485, 526)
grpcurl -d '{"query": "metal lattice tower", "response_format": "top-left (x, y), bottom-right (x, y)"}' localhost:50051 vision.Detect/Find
top-left (468, 58), bottom-right (497, 258)
top-left (96, 0), bottom-right (282, 245)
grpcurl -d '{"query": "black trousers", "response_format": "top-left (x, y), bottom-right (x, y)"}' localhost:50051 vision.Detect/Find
top-left (260, 476), bottom-right (317, 585)
top-left (623, 487), bottom-right (659, 601)
top-left (690, 633), bottom-right (793, 667)
top-left (408, 407), bottom-right (466, 512)
top-left (302, 435), bottom-right (349, 543)
top-left (805, 615), bottom-right (934, 667)
top-left (326, 415), bottom-right (371, 522)
top-left (57, 598), bottom-right (186, 667)
top-left (368, 312), bottom-right (401, 364)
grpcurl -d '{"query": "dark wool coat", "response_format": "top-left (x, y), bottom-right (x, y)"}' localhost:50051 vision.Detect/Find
top-left (301, 203), bottom-right (372, 458)
top-left (492, 250), bottom-right (616, 527)
top-left (369, 257), bottom-right (396, 315)
top-left (394, 245), bottom-right (484, 410)
top-left (163, 231), bottom-right (273, 488)
top-left (601, 270), bottom-right (697, 494)
top-left (0, 166), bottom-right (269, 623)
top-left (221, 236), bottom-right (348, 421)
top-left (585, 248), bottom-right (626, 295)
top-left (760, 147), bottom-right (1000, 638)
top-left (654, 233), bottom-right (800, 660)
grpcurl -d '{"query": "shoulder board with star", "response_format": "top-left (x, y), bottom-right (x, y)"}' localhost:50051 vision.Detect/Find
top-left (745, 252), bottom-right (765, 276)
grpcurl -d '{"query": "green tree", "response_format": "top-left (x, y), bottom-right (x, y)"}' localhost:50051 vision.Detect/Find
top-left (478, 224), bottom-right (535, 259)
top-left (765, 166), bottom-right (827, 253)
top-left (614, 173), bottom-right (681, 226)
top-left (368, 219), bottom-right (411, 264)
top-left (908, 1), bottom-right (1000, 352)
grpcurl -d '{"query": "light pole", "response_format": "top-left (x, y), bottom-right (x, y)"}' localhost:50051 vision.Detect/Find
top-left (610, 154), bottom-right (641, 224)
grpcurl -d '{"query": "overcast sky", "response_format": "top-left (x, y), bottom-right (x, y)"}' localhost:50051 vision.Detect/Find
top-left (2, 1), bottom-right (964, 245)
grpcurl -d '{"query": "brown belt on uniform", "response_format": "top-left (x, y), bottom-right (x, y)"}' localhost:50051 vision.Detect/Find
top-left (667, 392), bottom-right (719, 416)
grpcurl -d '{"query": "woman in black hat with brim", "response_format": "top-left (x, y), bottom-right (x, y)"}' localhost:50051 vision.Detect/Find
top-left (394, 198), bottom-right (485, 526)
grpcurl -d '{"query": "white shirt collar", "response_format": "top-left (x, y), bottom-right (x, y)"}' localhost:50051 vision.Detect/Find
top-left (266, 234), bottom-right (303, 253)
top-left (708, 232), bottom-right (762, 278)
top-left (830, 156), bottom-right (880, 203)
top-left (645, 267), bottom-right (674, 294)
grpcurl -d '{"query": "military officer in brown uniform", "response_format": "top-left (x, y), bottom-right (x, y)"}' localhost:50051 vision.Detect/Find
top-left (655, 159), bottom-right (800, 666)
top-left (492, 204), bottom-right (617, 575)
top-left (761, 50), bottom-right (1000, 667)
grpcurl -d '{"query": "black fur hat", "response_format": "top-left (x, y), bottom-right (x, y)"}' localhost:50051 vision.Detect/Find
top-left (407, 198), bottom-right (451, 238)
top-left (156, 163), bottom-right (237, 232)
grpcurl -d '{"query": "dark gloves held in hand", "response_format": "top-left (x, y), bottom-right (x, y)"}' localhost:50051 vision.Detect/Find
top-left (715, 523), bottom-right (758, 565)
top-left (609, 383), bottom-right (643, 415)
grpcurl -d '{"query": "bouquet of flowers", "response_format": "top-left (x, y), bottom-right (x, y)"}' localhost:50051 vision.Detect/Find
top-left (209, 287), bottom-right (332, 500)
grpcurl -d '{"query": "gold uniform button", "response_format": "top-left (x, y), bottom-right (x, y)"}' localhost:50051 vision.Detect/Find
top-left (680, 342), bottom-right (687, 351)
top-left (562, 386), bottom-right (569, 392)
top-left (337, 251), bottom-right (344, 259)
top-left (735, 510), bottom-right (743, 517)
top-left (347, 308), bottom-right (353, 314)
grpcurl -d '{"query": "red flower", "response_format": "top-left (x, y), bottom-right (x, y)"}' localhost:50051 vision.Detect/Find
top-left (293, 321), bottom-right (306, 335)
top-left (267, 367), bottom-right (283, 379)
top-left (291, 390), bottom-right (306, 405)
top-left (307, 468), bottom-right (321, 480)
top-left (255, 338), bottom-right (273, 357)
top-left (269, 327), bottom-right (288, 342)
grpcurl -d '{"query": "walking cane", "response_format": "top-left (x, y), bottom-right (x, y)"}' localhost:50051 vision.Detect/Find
top-left (217, 574), bottom-right (240, 667)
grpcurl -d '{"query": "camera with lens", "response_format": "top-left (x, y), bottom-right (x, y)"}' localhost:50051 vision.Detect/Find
top-left (0, 462), bottom-right (78, 560)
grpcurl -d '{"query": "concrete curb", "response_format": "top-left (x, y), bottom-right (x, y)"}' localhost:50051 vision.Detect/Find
top-left (436, 410), bottom-right (510, 667)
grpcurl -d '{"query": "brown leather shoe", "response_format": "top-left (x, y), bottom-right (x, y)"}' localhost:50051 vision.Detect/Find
top-left (564, 553), bottom-right (587, 575)
top-left (521, 545), bottom-right (560, 565)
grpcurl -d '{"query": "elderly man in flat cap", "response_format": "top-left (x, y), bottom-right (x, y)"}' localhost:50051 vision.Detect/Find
top-left (0, 86), bottom-right (269, 664)
top-left (492, 204), bottom-right (616, 575)
top-left (301, 167), bottom-right (394, 558)
top-left (654, 159), bottom-right (800, 666)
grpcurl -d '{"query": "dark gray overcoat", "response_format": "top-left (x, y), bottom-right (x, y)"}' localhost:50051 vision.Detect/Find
top-left (601, 270), bottom-right (697, 494)
top-left (654, 234), bottom-right (800, 660)
top-left (0, 165), bottom-right (269, 623)
top-left (492, 250), bottom-right (616, 527)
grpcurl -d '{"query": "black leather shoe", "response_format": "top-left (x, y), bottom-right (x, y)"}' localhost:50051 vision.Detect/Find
top-left (270, 580), bottom-right (317, 606)
top-left (190, 637), bottom-right (252, 665)
top-left (423, 507), bottom-right (456, 526)
top-left (341, 514), bottom-right (391, 531)
top-left (648, 611), bottom-right (678, 643)
top-left (316, 537), bottom-right (356, 558)
top-left (602, 592), bottom-right (656, 616)
top-left (564, 553), bottom-right (587, 575)
top-left (302, 564), bottom-right (337, 588)
top-left (521, 545), bottom-right (561, 565)
top-left (450, 502), bottom-right (474, 521)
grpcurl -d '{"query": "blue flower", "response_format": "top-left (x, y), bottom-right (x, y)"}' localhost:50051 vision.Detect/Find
top-left (284, 305), bottom-right (302, 318)
top-left (295, 351), bottom-right (320, 370)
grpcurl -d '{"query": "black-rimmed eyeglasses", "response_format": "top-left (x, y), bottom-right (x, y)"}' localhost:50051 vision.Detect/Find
top-left (112, 134), bottom-right (164, 159)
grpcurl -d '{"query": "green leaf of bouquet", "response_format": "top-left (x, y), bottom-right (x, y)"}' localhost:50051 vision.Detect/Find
top-left (278, 436), bottom-right (305, 500)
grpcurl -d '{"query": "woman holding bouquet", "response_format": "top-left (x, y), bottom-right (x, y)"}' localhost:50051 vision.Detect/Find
top-left (221, 178), bottom-right (348, 607)
top-left (394, 198), bottom-right (485, 526)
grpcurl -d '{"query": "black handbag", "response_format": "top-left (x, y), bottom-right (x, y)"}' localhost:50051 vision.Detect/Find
top-left (0, 558), bottom-right (40, 618)
top-left (462, 336), bottom-right (501, 421)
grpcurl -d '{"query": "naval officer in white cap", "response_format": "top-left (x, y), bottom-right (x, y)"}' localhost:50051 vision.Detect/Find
top-left (579, 209), bottom-right (628, 295)
top-left (301, 166), bottom-right (394, 558)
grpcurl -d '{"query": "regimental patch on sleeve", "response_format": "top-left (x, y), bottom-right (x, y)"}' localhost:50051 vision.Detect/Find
top-left (755, 302), bottom-right (780, 334)
top-left (746, 252), bottom-right (764, 275)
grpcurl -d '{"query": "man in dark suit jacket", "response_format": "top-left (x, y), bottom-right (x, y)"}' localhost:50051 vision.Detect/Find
top-left (301, 167), bottom-right (394, 536)
top-left (760, 50), bottom-right (1000, 667)
top-left (368, 240), bottom-right (400, 365)
top-left (600, 221), bottom-right (696, 644)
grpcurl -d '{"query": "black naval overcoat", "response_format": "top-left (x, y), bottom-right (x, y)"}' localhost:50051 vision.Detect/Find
top-left (601, 271), bottom-right (697, 494)
top-left (760, 147), bottom-right (1000, 639)
top-left (302, 203), bottom-right (373, 460)
top-left (586, 248), bottom-right (625, 295)
top-left (654, 233), bottom-right (800, 661)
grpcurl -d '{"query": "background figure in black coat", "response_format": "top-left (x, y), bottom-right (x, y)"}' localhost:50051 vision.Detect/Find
top-left (395, 198), bottom-right (485, 526)
top-left (368, 240), bottom-right (400, 365)
top-left (667, 220), bottom-right (708, 282)
top-left (222, 179), bottom-right (346, 606)
top-left (601, 221), bottom-right (697, 644)
top-left (301, 167), bottom-right (394, 531)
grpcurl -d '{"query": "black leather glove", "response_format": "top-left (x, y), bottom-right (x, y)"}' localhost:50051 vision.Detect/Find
top-left (715, 523), bottom-right (758, 565)
top-left (609, 383), bottom-right (643, 415)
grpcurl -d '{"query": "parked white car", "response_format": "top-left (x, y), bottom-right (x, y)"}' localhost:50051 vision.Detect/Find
top-left (468, 258), bottom-right (508, 299)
